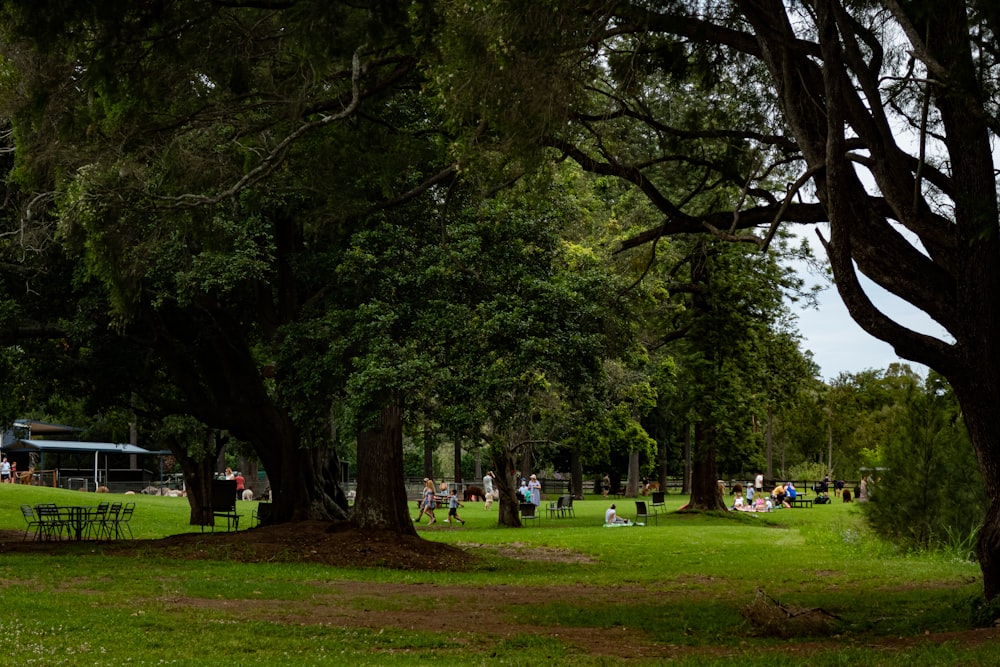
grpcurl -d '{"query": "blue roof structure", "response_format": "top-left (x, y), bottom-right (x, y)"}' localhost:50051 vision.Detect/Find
top-left (7, 440), bottom-right (165, 455)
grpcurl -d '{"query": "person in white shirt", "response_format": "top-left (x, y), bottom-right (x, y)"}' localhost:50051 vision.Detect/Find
top-left (605, 504), bottom-right (629, 525)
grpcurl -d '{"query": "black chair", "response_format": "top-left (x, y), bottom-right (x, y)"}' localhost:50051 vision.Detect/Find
top-left (635, 500), bottom-right (657, 525)
top-left (520, 503), bottom-right (540, 525)
top-left (204, 479), bottom-right (242, 531)
top-left (546, 496), bottom-right (563, 518)
top-left (114, 502), bottom-right (135, 539)
top-left (559, 494), bottom-right (576, 518)
top-left (96, 502), bottom-right (122, 540)
top-left (650, 491), bottom-right (666, 513)
top-left (251, 502), bottom-right (272, 527)
top-left (20, 504), bottom-right (42, 541)
top-left (35, 504), bottom-right (66, 541)
top-left (85, 502), bottom-right (110, 540)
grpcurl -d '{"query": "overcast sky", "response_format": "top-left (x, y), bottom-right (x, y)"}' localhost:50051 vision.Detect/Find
top-left (792, 228), bottom-right (946, 380)
top-left (787, 234), bottom-right (940, 382)
top-left (791, 280), bottom-right (930, 381)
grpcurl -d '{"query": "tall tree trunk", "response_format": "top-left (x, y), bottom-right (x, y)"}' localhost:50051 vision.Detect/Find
top-left (453, 434), bottom-right (463, 487)
top-left (657, 437), bottom-right (668, 492)
top-left (423, 423), bottom-right (434, 480)
top-left (240, 408), bottom-right (345, 524)
top-left (765, 405), bottom-right (774, 479)
top-left (352, 394), bottom-right (415, 534)
top-left (952, 386), bottom-right (1000, 599)
top-left (176, 430), bottom-right (225, 526)
top-left (827, 422), bottom-right (833, 477)
top-left (570, 446), bottom-right (584, 500)
top-left (490, 440), bottom-right (522, 527)
top-left (686, 421), bottom-right (726, 511)
top-left (520, 445), bottom-right (533, 480)
top-left (626, 450), bottom-right (640, 497)
top-left (682, 421), bottom-right (692, 495)
top-left (152, 306), bottom-right (346, 525)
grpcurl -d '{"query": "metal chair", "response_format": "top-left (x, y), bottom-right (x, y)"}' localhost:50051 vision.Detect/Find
top-left (559, 494), bottom-right (576, 518)
top-left (97, 502), bottom-right (123, 540)
top-left (650, 491), bottom-right (666, 513)
top-left (114, 502), bottom-right (135, 539)
top-left (85, 502), bottom-right (110, 540)
top-left (635, 500), bottom-right (657, 525)
top-left (546, 496), bottom-right (564, 518)
top-left (20, 505), bottom-right (42, 541)
top-left (35, 504), bottom-right (66, 541)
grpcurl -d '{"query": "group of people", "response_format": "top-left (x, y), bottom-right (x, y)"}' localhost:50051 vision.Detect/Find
top-left (224, 467), bottom-right (246, 501)
top-left (416, 469), bottom-right (548, 526)
top-left (517, 474), bottom-right (542, 506)
top-left (414, 478), bottom-right (465, 526)
top-left (730, 476), bottom-right (799, 512)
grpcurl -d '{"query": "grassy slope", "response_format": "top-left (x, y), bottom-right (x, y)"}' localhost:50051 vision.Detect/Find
top-left (0, 484), bottom-right (993, 666)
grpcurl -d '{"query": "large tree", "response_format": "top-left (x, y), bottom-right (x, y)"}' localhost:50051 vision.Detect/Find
top-left (0, 0), bottom-right (441, 528)
top-left (432, 0), bottom-right (1000, 600)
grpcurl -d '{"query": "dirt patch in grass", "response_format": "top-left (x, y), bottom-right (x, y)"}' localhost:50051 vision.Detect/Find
top-left (458, 540), bottom-right (599, 564)
top-left (0, 521), bottom-right (470, 571)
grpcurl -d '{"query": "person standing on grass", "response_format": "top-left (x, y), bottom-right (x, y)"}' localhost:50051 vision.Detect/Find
top-left (0, 457), bottom-right (10, 483)
top-left (416, 479), bottom-right (437, 525)
top-left (601, 473), bottom-right (611, 498)
top-left (754, 472), bottom-right (764, 498)
top-left (445, 489), bottom-right (465, 525)
top-left (234, 471), bottom-right (245, 501)
top-left (528, 474), bottom-right (541, 506)
top-left (483, 471), bottom-right (496, 509)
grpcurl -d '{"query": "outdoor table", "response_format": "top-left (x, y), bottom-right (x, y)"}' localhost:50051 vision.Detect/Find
top-left (58, 505), bottom-right (98, 541)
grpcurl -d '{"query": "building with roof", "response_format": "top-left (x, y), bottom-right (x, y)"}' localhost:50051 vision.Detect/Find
top-left (1, 420), bottom-right (169, 491)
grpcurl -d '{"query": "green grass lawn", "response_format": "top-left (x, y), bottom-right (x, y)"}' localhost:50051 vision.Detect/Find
top-left (0, 484), bottom-right (994, 666)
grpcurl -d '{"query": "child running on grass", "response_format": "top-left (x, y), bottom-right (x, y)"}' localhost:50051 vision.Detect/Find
top-left (445, 489), bottom-right (465, 525)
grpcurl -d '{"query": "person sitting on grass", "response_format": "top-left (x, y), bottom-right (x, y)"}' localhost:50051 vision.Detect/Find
top-left (604, 503), bottom-right (630, 526)
top-left (732, 489), bottom-right (748, 511)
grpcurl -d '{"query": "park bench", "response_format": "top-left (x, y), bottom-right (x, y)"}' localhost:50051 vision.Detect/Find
top-left (787, 488), bottom-right (812, 508)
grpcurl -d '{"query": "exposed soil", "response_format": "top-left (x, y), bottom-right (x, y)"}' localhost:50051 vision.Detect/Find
top-left (0, 520), bottom-right (471, 570)
top-left (1, 521), bottom-right (997, 662)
